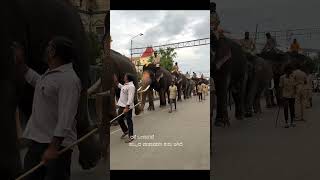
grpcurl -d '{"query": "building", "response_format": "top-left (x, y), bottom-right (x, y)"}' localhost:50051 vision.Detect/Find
top-left (139, 47), bottom-right (155, 66)
top-left (71, 0), bottom-right (108, 41)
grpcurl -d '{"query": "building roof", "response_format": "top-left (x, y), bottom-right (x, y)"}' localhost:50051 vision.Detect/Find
top-left (141, 47), bottom-right (154, 58)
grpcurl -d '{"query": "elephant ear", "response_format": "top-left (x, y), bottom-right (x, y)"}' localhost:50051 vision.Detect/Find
top-left (156, 73), bottom-right (164, 82)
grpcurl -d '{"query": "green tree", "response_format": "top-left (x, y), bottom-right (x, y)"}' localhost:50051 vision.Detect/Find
top-left (148, 56), bottom-right (154, 64)
top-left (87, 32), bottom-right (103, 65)
top-left (158, 47), bottom-right (177, 71)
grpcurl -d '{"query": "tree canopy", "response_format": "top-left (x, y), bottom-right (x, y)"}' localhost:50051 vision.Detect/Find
top-left (148, 47), bottom-right (177, 71)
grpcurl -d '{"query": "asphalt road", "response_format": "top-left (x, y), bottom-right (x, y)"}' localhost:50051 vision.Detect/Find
top-left (212, 93), bottom-right (320, 180)
top-left (110, 95), bottom-right (210, 170)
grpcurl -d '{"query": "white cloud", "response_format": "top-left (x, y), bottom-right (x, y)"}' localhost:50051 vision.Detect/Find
top-left (111, 10), bottom-right (210, 75)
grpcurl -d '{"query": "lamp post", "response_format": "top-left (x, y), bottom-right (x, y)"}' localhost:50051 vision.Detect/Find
top-left (130, 33), bottom-right (143, 65)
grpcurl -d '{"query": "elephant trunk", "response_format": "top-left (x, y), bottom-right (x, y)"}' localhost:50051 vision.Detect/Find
top-left (137, 75), bottom-right (151, 111)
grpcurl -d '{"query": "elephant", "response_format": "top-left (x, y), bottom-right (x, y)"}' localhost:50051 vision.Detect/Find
top-left (184, 78), bottom-right (194, 99)
top-left (186, 79), bottom-right (196, 97)
top-left (110, 49), bottom-right (142, 115)
top-left (211, 33), bottom-right (248, 127)
top-left (139, 64), bottom-right (172, 111)
top-left (243, 55), bottom-right (273, 117)
top-left (1, 0), bottom-right (103, 178)
top-left (88, 50), bottom-right (142, 125)
top-left (172, 72), bottom-right (188, 101)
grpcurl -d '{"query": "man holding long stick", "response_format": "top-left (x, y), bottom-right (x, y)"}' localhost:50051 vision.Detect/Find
top-left (14, 37), bottom-right (81, 180)
top-left (114, 73), bottom-right (136, 143)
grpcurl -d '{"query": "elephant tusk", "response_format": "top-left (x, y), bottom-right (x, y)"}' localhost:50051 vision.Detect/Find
top-left (138, 85), bottom-right (150, 93)
top-left (137, 86), bottom-right (142, 92)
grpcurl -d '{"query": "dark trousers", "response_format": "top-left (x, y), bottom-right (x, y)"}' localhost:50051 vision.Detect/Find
top-left (24, 141), bottom-right (72, 180)
top-left (283, 98), bottom-right (295, 124)
top-left (170, 99), bottom-right (177, 111)
top-left (118, 107), bottom-right (134, 137)
top-left (198, 93), bottom-right (203, 101)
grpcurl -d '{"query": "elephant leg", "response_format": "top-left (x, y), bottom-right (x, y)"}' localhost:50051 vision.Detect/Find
top-left (232, 90), bottom-right (242, 120)
top-left (257, 85), bottom-right (266, 113)
top-left (140, 89), bottom-right (147, 112)
top-left (1, 80), bottom-right (21, 178)
top-left (147, 89), bottom-right (155, 111)
top-left (177, 86), bottom-right (182, 101)
top-left (134, 91), bottom-right (142, 115)
top-left (215, 72), bottom-right (231, 127)
top-left (254, 93), bottom-right (262, 114)
top-left (245, 78), bottom-right (258, 118)
top-left (264, 90), bottom-right (271, 108)
top-left (159, 89), bottom-right (166, 107)
top-left (274, 87), bottom-right (281, 106)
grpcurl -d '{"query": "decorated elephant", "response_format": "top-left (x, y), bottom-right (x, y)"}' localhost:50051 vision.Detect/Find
top-left (139, 64), bottom-right (172, 111)
top-left (211, 33), bottom-right (248, 127)
top-left (172, 71), bottom-right (188, 101)
top-left (0, 0), bottom-right (103, 178)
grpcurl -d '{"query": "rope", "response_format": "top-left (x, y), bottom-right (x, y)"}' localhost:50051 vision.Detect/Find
top-left (15, 102), bottom-right (141, 180)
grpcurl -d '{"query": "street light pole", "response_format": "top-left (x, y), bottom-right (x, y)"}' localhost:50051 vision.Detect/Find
top-left (131, 39), bottom-right (133, 63)
top-left (130, 33), bottom-right (143, 65)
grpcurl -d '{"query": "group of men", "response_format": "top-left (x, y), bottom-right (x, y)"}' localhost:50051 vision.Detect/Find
top-left (197, 82), bottom-right (209, 102)
top-left (279, 64), bottom-right (313, 128)
top-left (239, 31), bottom-right (302, 55)
top-left (211, 2), bottom-right (303, 55)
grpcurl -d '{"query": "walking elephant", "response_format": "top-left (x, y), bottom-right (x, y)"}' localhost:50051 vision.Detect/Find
top-left (244, 55), bottom-right (273, 117)
top-left (211, 34), bottom-right (248, 127)
top-left (139, 64), bottom-right (172, 111)
top-left (172, 72), bottom-right (187, 101)
top-left (185, 78), bottom-right (195, 99)
top-left (1, 0), bottom-right (103, 178)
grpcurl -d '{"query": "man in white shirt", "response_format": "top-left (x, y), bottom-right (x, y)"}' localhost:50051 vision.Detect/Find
top-left (114, 73), bottom-right (136, 143)
top-left (14, 37), bottom-right (81, 180)
top-left (168, 81), bottom-right (178, 113)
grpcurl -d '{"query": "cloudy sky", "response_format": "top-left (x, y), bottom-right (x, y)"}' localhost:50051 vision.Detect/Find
top-left (110, 10), bottom-right (210, 78)
top-left (214, 0), bottom-right (320, 50)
